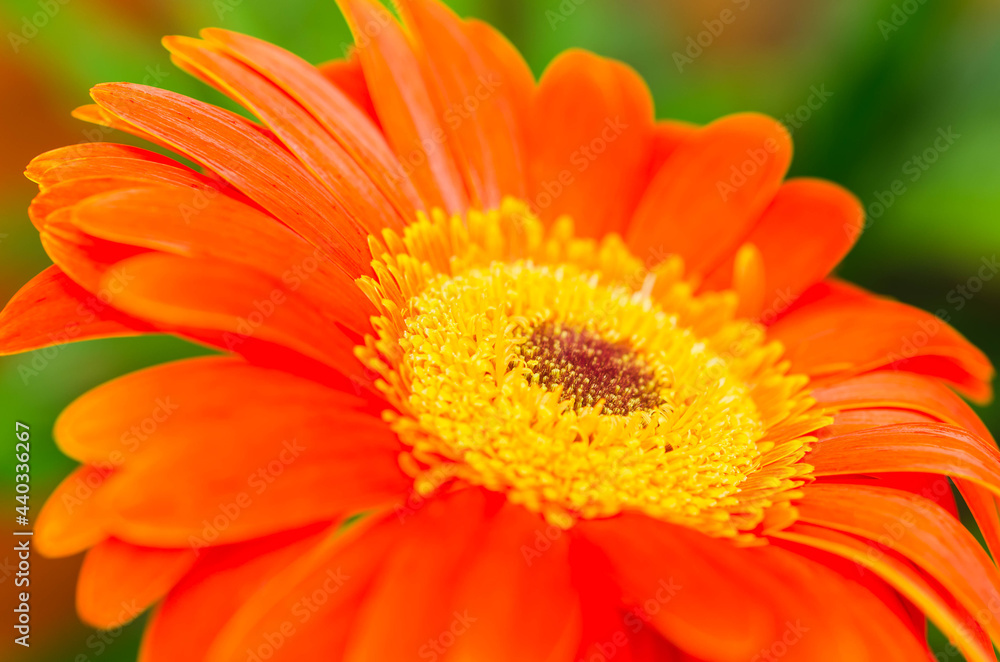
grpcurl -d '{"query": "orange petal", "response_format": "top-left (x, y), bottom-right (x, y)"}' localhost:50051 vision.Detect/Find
top-left (578, 513), bottom-right (775, 661)
top-left (101, 252), bottom-right (361, 371)
top-left (813, 371), bottom-right (1000, 559)
top-left (77, 539), bottom-right (197, 629)
top-left (807, 423), bottom-right (1000, 496)
top-left (465, 17), bottom-right (534, 139)
top-left (812, 370), bottom-right (993, 440)
top-left (768, 287), bottom-right (994, 401)
top-left (336, 0), bottom-right (469, 213)
top-left (35, 465), bottom-right (112, 557)
top-left (626, 113), bottom-right (792, 276)
top-left (71, 104), bottom-right (168, 150)
top-left (529, 50), bottom-right (655, 238)
top-left (201, 29), bottom-right (424, 218)
top-left (580, 512), bottom-right (928, 661)
top-left (164, 35), bottom-right (406, 233)
top-left (794, 483), bottom-right (1000, 653)
top-left (318, 53), bottom-right (380, 126)
top-left (89, 83), bottom-right (370, 274)
top-left (703, 178), bottom-right (864, 317)
top-left (0, 265), bottom-right (149, 356)
top-left (54, 356), bottom-right (407, 546)
top-left (207, 490), bottom-right (486, 662)
top-left (140, 525), bottom-right (330, 662)
top-left (775, 523), bottom-right (997, 662)
top-left (446, 502), bottom-right (581, 660)
top-left (25, 143), bottom-right (178, 185)
top-left (397, 0), bottom-right (529, 208)
top-left (69, 186), bottom-right (374, 335)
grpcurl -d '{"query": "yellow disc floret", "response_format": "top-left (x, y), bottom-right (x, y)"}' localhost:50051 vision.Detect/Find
top-left (356, 200), bottom-right (827, 539)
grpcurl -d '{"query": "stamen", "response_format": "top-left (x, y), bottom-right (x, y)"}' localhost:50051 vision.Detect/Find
top-left (518, 322), bottom-right (661, 415)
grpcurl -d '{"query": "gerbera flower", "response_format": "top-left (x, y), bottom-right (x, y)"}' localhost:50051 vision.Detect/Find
top-left (3, 0), bottom-right (998, 659)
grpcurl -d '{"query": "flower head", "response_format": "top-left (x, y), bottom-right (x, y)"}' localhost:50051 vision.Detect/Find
top-left (2, 0), bottom-right (998, 660)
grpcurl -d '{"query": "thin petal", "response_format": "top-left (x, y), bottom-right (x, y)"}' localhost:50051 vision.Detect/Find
top-left (69, 186), bottom-right (375, 335)
top-left (164, 35), bottom-right (407, 231)
top-left (397, 0), bottom-right (529, 207)
top-left (317, 53), bottom-right (380, 126)
top-left (201, 29), bottom-right (423, 217)
top-left (812, 371), bottom-right (1000, 558)
top-left (89, 83), bottom-right (370, 273)
top-left (794, 483), bottom-right (1000, 650)
top-left (775, 523), bottom-right (996, 662)
top-left (336, 0), bottom-right (469, 213)
top-left (101, 252), bottom-right (361, 371)
top-left (0, 265), bottom-right (150, 356)
top-left (806, 423), bottom-right (1000, 501)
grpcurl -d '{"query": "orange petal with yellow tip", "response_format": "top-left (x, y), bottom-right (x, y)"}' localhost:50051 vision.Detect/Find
top-left (77, 539), bottom-right (197, 629)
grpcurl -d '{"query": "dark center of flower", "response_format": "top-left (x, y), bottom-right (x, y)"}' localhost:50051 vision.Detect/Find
top-left (517, 322), bottom-right (661, 415)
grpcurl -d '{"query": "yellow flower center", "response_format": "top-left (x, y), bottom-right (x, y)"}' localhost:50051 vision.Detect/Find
top-left (357, 200), bottom-right (827, 538)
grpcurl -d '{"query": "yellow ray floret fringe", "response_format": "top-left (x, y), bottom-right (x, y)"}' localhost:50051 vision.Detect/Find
top-left (356, 199), bottom-right (829, 540)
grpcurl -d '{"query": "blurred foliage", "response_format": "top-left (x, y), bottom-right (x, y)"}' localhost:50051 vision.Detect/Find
top-left (0, 0), bottom-right (997, 659)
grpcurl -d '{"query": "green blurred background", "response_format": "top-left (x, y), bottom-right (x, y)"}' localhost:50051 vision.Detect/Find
top-left (0, 0), bottom-right (997, 659)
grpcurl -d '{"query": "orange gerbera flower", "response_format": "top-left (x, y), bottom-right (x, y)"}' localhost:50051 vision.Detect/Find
top-left (3, 0), bottom-right (999, 660)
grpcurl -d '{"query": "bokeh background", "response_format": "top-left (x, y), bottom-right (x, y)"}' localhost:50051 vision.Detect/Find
top-left (0, 0), bottom-right (997, 659)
